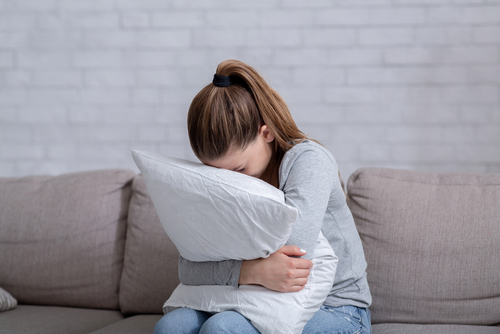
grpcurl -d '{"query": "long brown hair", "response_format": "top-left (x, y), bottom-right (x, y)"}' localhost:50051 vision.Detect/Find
top-left (187, 59), bottom-right (308, 164)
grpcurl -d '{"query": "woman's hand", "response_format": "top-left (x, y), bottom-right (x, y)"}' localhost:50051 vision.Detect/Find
top-left (238, 245), bottom-right (313, 292)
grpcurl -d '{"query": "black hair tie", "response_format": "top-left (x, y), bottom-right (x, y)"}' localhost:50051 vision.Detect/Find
top-left (213, 74), bottom-right (232, 87)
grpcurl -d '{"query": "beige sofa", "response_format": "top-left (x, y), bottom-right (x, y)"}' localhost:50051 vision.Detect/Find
top-left (0, 168), bottom-right (499, 334)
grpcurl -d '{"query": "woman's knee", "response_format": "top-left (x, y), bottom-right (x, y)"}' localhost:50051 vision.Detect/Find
top-left (154, 308), bottom-right (210, 334)
top-left (199, 311), bottom-right (259, 334)
top-left (303, 305), bottom-right (367, 334)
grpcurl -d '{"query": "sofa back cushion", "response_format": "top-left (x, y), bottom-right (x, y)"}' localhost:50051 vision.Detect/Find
top-left (119, 175), bottom-right (180, 314)
top-left (0, 169), bottom-right (136, 310)
top-left (347, 168), bottom-right (500, 325)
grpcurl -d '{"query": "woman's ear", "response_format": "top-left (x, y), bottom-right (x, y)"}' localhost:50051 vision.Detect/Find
top-left (260, 125), bottom-right (275, 143)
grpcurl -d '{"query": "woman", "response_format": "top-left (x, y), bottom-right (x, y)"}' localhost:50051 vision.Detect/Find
top-left (154, 59), bottom-right (372, 334)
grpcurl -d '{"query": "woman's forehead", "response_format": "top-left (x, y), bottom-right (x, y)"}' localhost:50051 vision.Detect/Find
top-left (204, 142), bottom-right (256, 170)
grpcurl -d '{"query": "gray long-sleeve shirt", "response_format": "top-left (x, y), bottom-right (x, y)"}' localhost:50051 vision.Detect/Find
top-left (178, 140), bottom-right (372, 308)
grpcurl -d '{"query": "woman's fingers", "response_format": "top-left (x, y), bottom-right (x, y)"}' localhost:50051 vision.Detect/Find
top-left (292, 258), bottom-right (313, 270)
top-left (294, 268), bottom-right (311, 279)
top-left (281, 277), bottom-right (309, 292)
top-left (279, 245), bottom-right (307, 257)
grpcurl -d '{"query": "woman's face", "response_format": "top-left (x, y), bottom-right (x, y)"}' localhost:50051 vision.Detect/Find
top-left (203, 125), bottom-right (275, 180)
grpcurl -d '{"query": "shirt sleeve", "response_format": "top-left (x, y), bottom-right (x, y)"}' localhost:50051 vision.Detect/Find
top-left (279, 145), bottom-right (338, 258)
top-left (177, 255), bottom-right (242, 287)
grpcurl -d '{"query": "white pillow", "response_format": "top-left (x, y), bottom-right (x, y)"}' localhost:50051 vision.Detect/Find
top-left (131, 150), bottom-right (338, 334)
top-left (0, 287), bottom-right (17, 312)
top-left (165, 232), bottom-right (337, 334)
top-left (131, 150), bottom-right (297, 262)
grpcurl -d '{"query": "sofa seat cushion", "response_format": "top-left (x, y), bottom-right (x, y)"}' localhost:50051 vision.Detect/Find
top-left (0, 169), bottom-right (136, 309)
top-left (373, 323), bottom-right (500, 334)
top-left (0, 305), bottom-right (124, 334)
top-left (88, 314), bottom-right (162, 334)
top-left (347, 168), bottom-right (500, 326)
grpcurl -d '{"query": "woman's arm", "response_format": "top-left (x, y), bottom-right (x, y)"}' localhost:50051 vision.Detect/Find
top-left (178, 248), bottom-right (313, 292)
top-left (239, 245), bottom-right (312, 292)
top-left (279, 145), bottom-right (338, 256)
top-left (178, 255), bottom-right (242, 287)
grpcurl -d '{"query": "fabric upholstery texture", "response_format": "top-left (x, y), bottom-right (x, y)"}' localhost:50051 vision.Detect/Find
top-left (119, 175), bottom-right (181, 315)
top-left (88, 314), bottom-right (162, 334)
top-left (372, 323), bottom-right (500, 334)
top-left (0, 169), bottom-right (136, 309)
top-left (0, 286), bottom-right (17, 312)
top-left (347, 168), bottom-right (500, 326)
top-left (0, 305), bottom-right (123, 334)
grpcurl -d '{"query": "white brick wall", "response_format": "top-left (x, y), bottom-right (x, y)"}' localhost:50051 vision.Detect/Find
top-left (0, 0), bottom-right (499, 178)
